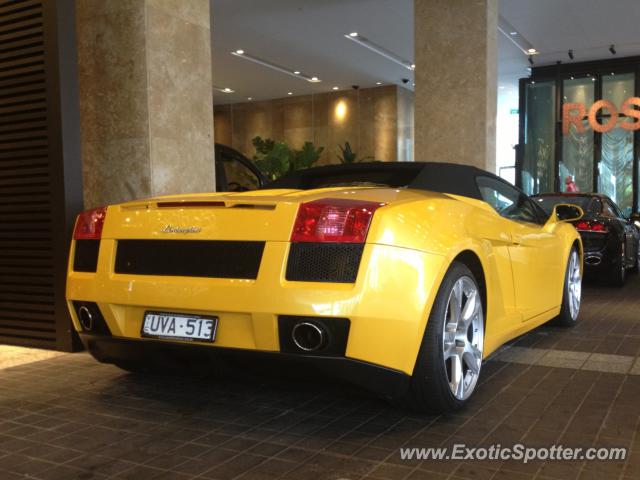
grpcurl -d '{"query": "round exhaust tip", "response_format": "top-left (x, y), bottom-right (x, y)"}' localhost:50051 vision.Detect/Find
top-left (585, 255), bottom-right (601, 266)
top-left (292, 322), bottom-right (325, 352)
top-left (78, 305), bottom-right (93, 331)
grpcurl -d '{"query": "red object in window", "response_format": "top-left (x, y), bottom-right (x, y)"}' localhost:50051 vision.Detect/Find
top-left (575, 220), bottom-right (608, 233)
top-left (291, 199), bottom-right (385, 243)
top-left (565, 175), bottom-right (579, 192)
top-left (73, 207), bottom-right (107, 240)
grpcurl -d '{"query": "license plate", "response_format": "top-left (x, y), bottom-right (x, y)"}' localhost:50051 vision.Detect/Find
top-left (141, 311), bottom-right (217, 342)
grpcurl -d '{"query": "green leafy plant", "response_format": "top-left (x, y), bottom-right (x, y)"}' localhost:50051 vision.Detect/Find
top-left (251, 136), bottom-right (323, 181)
top-left (291, 141), bottom-right (324, 171)
top-left (336, 141), bottom-right (372, 164)
top-left (252, 136), bottom-right (276, 156)
top-left (337, 141), bottom-right (357, 164)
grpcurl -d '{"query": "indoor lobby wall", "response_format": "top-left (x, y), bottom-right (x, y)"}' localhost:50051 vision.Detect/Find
top-left (214, 85), bottom-right (413, 164)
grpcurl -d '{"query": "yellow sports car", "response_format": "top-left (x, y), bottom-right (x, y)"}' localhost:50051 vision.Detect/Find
top-left (67, 162), bottom-right (583, 412)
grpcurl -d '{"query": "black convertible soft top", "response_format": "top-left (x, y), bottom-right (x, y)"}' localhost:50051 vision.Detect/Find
top-left (266, 162), bottom-right (509, 201)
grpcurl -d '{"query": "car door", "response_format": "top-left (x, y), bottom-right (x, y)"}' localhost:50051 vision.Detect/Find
top-left (476, 176), bottom-right (565, 321)
top-left (214, 144), bottom-right (266, 191)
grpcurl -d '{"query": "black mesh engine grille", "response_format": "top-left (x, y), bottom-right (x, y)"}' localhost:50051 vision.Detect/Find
top-left (115, 240), bottom-right (264, 279)
top-left (286, 243), bottom-right (364, 283)
top-left (74, 240), bottom-right (100, 272)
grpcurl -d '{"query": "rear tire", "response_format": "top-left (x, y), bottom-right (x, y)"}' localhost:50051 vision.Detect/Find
top-left (630, 240), bottom-right (640, 274)
top-left (555, 247), bottom-right (581, 327)
top-left (397, 262), bottom-right (484, 413)
top-left (609, 242), bottom-right (627, 286)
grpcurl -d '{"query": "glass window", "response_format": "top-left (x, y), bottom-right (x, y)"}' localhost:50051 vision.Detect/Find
top-left (522, 81), bottom-right (556, 195)
top-left (221, 159), bottom-right (260, 191)
top-left (604, 198), bottom-right (626, 219)
top-left (477, 176), bottom-right (543, 224)
top-left (599, 73), bottom-right (634, 216)
top-left (561, 76), bottom-right (595, 194)
top-left (590, 197), bottom-right (603, 214)
top-left (601, 199), bottom-right (618, 218)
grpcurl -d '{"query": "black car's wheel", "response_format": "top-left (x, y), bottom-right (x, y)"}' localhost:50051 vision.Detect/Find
top-left (555, 247), bottom-right (582, 327)
top-left (630, 240), bottom-right (640, 274)
top-left (398, 262), bottom-right (484, 413)
top-left (609, 241), bottom-right (627, 286)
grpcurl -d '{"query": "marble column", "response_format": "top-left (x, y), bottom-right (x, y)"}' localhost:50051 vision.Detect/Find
top-left (76, 0), bottom-right (215, 208)
top-left (414, 0), bottom-right (497, 172)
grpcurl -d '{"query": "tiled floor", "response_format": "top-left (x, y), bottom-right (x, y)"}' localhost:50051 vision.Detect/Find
top-left (1, 277), bottom-right (640, 480)
top-left (0, 345), bottom-right (64, 370)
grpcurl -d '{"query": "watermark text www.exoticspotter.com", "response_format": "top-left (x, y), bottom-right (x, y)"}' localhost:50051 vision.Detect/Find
top-left (399, 444), bottom-right (627, 463)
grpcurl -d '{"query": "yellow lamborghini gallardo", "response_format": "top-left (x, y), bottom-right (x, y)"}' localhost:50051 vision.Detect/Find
top-left (66, 162), bottom-right (583, 412)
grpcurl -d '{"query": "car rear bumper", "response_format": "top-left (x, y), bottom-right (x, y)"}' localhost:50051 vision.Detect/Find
top-left (583, 250), bottom-right (619, 275)
top-left (79, 333), bottom-right (411, 399)
top-left (67, 242), bottom-right (448, 375)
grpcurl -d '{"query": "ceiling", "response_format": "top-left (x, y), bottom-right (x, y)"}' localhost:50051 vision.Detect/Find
top-left (211, 0), bottom-right (640, 105)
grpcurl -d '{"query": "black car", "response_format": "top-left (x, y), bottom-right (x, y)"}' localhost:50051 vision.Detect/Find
top-left (532, 193), bottom-right (640, 286)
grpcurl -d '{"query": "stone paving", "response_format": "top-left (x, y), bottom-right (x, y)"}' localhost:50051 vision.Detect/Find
top-left (1, 276), bottom-right (639, 479)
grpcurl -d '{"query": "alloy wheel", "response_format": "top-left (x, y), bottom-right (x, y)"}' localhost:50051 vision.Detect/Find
top-left (442, 276), bottom-right (484, 401)
top-left (568, 250), bottom-right (582, 320)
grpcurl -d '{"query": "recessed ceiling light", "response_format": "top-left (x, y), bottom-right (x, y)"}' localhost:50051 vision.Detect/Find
top-left (570, 76), bottom-right (574, 80)
top-left (376, 82), bottom-right (382, 85)
top-left (287, 92), bottom-right (293, 95)
top-left (349, 32), bottom-right (358, 37)
top-left (231, 51), bottom-right (320, 83)
top-left (344, 33), bottom-right (414, 71)
top-left (498, 16), bottom-right (537, 58)
top-left (247, 97), bottom-right (252, 100)
top-left (332, 86), bottom-right (339, 90)
top-left (214, 85), bottom-right (235, 94)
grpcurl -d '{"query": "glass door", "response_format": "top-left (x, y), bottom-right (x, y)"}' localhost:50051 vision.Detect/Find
top-left (561, 76), bottom-right (595, 193)
top-left (521, 81), bottom-right (556, 195)
top-left (598, 72), bottom-right (635, 216)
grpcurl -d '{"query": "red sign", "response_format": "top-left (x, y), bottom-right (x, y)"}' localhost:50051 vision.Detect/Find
top-left (562, 97), bottom-right (640, 134)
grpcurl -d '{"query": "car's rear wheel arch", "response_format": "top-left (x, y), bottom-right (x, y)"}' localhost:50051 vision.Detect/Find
top-left (453, 250), bottom-right (487, 324)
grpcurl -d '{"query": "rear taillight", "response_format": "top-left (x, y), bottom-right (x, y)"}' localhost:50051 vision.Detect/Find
top-left (575, 220), bottom-right (608, 233)
top-left (73, 207), bottom-right (107, 240)
top-left (291, 199), bottom-right (385, 243)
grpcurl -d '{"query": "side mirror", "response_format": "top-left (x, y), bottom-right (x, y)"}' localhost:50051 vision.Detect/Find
top-left (554, 203), bottom-right (584, 222)
top-left (631, 212), bottom-right (640, 228)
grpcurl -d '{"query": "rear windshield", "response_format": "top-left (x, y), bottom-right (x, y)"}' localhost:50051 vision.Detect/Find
top-left (533, 195), bottom-right (600, 215)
